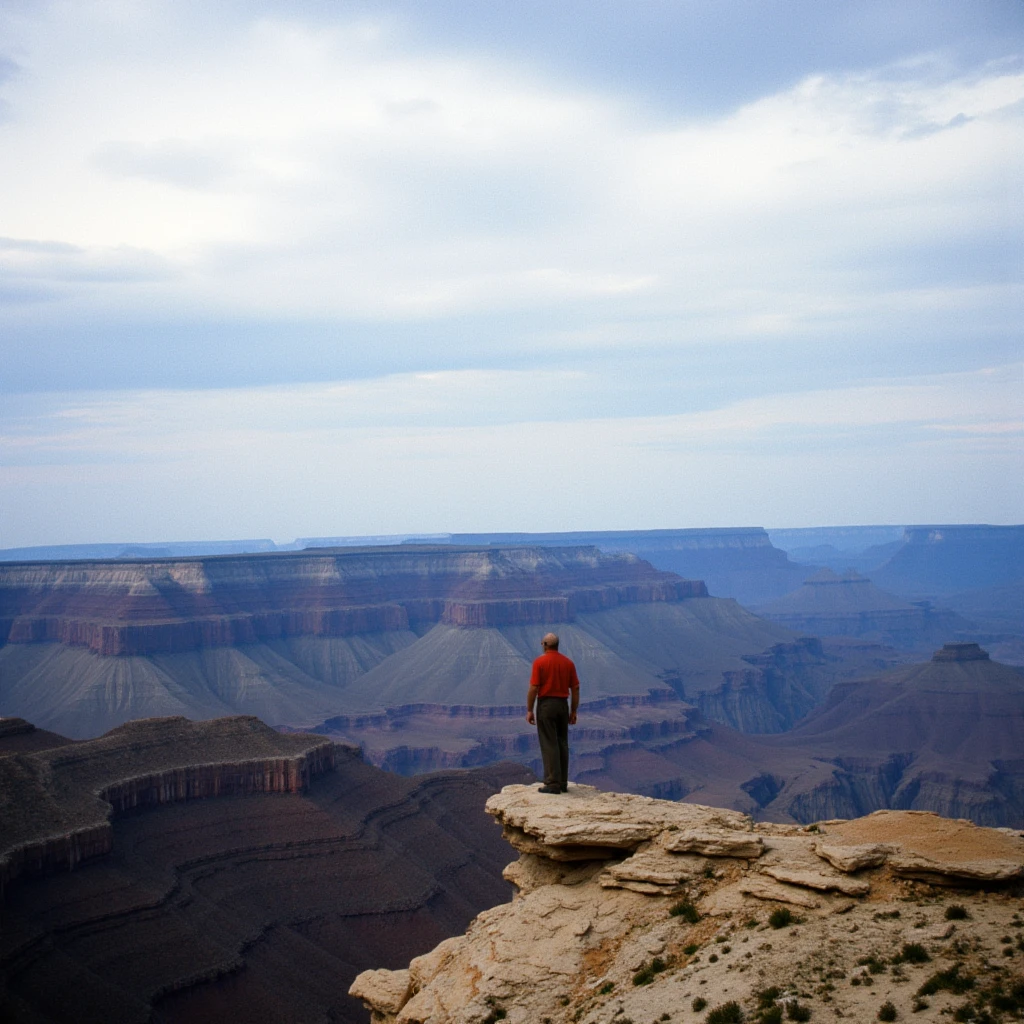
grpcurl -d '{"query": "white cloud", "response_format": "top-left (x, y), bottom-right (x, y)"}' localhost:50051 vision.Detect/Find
top-left (0, 3), bottom-right (1020, 333)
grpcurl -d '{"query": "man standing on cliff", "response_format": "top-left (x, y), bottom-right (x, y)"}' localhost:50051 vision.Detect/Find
top-left (526, 632), bottom-right (580, 794)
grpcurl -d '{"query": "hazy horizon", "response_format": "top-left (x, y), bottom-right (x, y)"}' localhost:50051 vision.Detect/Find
top-left (2, 1), bottom-right (1022, 548)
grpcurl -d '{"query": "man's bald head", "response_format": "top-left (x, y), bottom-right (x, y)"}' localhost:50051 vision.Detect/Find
top-left (542, 633), bottom-right (559, 650)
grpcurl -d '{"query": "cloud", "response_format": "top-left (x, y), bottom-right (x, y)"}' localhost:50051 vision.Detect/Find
top-left (2, 363), bottom-right (1020, 545)
top-left (0, 4), bottom-right (1020, 338)
top-left (0, 3), bottom-right (1020, 543)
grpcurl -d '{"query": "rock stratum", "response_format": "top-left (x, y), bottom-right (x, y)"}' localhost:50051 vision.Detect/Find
top-left (1, 545), bottom-right (869, 742)
top-left (0, 716), bottom-right (534, 1024)
top-left (0, 546), bottom-right (703, 657)
top-left (0, 715), bottom-right (334, 897)
top-left (352, 784), bottom-right (1024, 1024)
top-left (755, 569), bottom-right (972, 652)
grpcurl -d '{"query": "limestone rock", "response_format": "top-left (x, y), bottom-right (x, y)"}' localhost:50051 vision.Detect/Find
top-left (663, 828), bottom-right (764, 859)
top-left (739, 877), bottom-right (822, 908)
top-left (503, 853), bottom-right (604, 893)
top-left (352, 785), bottom-right (1024, 1024)
top-left (813, 840), bottom-right (893, 872)
top-left (600, 840), bottom-right (709, 892)
top-left (500, 822), bottom-right (622, 861)
top-left (486, 783), bottom-right (751, 854)
top-left (889, 852), bottom-right (1024, 884)
top-left (348, 969), bottom-right (411, 1017)
top-left (761, 865), bottom-right (870, 896)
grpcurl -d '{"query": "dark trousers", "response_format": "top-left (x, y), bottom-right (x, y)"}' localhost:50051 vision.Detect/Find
top-left (536, 697), bottom-right (569, 789)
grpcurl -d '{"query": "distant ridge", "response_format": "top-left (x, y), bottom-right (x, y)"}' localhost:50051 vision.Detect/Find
top-left (755, 568), bottom-right (971, 649)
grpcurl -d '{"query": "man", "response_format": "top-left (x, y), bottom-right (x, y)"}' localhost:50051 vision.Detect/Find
top-left (525, 632), bottom-right (580, 794)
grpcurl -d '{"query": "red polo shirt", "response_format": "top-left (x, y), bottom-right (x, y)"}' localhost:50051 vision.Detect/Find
top-left (529, 650), bottom-right (580, 699)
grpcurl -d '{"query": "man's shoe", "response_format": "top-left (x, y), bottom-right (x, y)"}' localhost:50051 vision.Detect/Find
top-left (560, 785), bottom-right (569, 793)
top-left (537, 784), bottom-right (561, 794)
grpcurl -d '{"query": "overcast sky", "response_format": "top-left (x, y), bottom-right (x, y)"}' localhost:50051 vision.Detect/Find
top-left (1, 0), bottom-right (1022, 547)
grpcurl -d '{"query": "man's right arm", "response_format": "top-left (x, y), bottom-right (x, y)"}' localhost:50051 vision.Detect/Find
top-left (526, 684), bottom-right (539, 725)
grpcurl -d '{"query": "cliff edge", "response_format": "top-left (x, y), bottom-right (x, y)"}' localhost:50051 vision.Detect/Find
top-left (352, 784), bottom-right (1024, 1024)
top-left (0, 715), bottom-right (334, 896)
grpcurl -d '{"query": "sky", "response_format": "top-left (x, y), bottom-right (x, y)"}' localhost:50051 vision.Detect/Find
top-left (1, 0), bottom-right (1022, 547)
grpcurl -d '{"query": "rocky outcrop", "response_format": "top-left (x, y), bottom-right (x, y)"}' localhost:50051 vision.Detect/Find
top-left (0, 716), bottom-right (334, 897)
top-left (352, 785), bottom-right (1024, 1024)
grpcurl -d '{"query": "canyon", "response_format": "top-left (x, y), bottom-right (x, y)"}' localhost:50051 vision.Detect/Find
top-left (0, 544), bottom-right (859, 742)
top-left (0, 716), bottom-right (533, 1024)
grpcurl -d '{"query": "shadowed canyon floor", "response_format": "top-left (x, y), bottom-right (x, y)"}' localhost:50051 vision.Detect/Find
top-left (0, 718), bottom-right (534, 1024)
top-left (353, 784), bottom-right (1024, 1024)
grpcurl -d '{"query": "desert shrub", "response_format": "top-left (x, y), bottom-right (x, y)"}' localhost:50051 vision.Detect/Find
top-left (787, 1002), bottom-right (811, 1021)
top-left (769, 908), bottom-right (793, 929)
top-left (709, 953), bottom-right (719, 963)
top-left (945, 904), bottom-right (969, 920)
top-left (878, 1001), bottom-right (897, 1021)
top-left (706, 1001), bottom-right (744, 1024)
top-left (670, 898), bottom-right (701, 923)
top-left (693, 997), bottom-right (708, 1012)
top-left (683, 944), bottom-right (700, 955)
top-left (991, 992), bottom-right (1020, 1013)
top-left (758, 1007), bottom-right (783, 1024)
top-left (632, 956), bottom-right (667, 986)
top-left (858, 954), bottom-right (886, 974)
top-left (918, 964), bottom-right (975, 997)
top-left (598, 981), bottom-right (614, 995)
top-left (897, 942), bottom-right (931, 965)
top-left (756, 987), bottom-right (781, 1008)
top-left (911, 997), bottom-right (928, 1012)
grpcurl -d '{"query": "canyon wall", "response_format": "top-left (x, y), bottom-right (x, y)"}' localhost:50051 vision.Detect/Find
top-left (0, 716), bottom-right (335, 897)
top-left (0, 545), bottom-right (706, 657)
top-left (0, 732), bottom-right (532, 1024)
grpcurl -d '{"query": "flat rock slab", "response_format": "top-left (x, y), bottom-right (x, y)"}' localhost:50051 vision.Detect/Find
top-left (813, 841), bottom-right (894, 873)
top-left (486, 784), bottom-right (751, 851)
top-left (739, 877), bottom-right (821, 908)
top-left (889, 852), bottom-right (1024, 884)
top-left (663, 828), bottom-right (764, 859)
top-left (825, 811), bottom-right (1024, 884)
top-left (600, 843), bottom-right (708, 890)
top-left (762, 865), bottom-right (870, 896)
